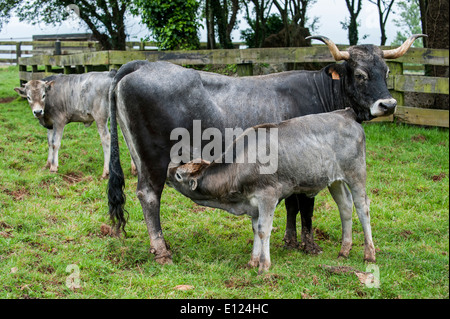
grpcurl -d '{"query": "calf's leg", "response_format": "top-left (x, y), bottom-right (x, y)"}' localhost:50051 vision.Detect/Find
top-left (256, 197), bottom-right (278, 274)
top-left (48, 124), bottom-right (65, 173)
top-left (328, 181), bottom-right (353, 258)
top-left (45, 129), bottom-right (54, 169)
top-left (350, 186), bottom-right (375, 262)
top-left (95, 120), bottom-right (111, 179)
top-left (248, 216), bottom-right (262, 268)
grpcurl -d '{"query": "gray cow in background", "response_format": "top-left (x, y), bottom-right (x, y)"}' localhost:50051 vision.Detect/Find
top-left (14, 70), bottom-right (116, 178)
top-left (168, 108), bottom-right (374, 274)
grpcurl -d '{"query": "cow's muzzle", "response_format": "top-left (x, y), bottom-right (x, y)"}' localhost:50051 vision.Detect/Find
top-left (33, 109), bottom-right (44, 118)
top-left (370, 98), bottom-right (397, 117)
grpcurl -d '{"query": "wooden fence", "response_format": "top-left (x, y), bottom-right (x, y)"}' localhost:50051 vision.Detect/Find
top-left (14, 45), bottom-right (450, 128)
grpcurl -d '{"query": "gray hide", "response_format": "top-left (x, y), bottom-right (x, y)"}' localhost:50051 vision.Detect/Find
top-left (168, 109), bottom-right (375, 273)
top-left (14, 70), bottom-right (116, 178)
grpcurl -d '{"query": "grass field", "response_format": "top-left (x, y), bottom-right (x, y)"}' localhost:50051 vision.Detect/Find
top-left (0, 65), bottom-right (448, 299)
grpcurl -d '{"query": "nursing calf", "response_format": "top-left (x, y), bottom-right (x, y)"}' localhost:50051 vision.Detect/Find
top-left (14, 71), bottom-right (116, 178)
top-left (168, 108), bottom-right (375, 273)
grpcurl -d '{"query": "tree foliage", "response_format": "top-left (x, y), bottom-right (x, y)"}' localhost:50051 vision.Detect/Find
top-left (134, 0), bottom-right (201, 50)
top-left (392, 0), bottom-right (423, 46)
top-left (0, 0), bottom-right (131, 50)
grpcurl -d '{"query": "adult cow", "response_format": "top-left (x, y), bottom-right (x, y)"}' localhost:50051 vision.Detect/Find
top-left (14, 71), bottom-right (116, 178)
top-left (108, 35), bottom-right (425, 264)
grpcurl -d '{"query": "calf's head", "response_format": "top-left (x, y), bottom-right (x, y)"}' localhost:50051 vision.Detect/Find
top-left (14, 80), bottom-right (54, 118)
top-left (167, 160), bottom-right (212, 200)
top-left (308, 34), bottom-right (426, 121)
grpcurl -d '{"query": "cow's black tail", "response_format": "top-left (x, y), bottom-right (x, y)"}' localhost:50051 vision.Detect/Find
top-left (107, 60), bottom-right (149, 236)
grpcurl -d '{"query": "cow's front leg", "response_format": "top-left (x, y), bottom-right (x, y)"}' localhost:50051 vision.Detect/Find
top-left (48, 124), bottom-right (65, 173)
top-left (283, 195), bottom-right (300, 249)
top-left (45, 129), bottom-right (54, 169)
top-left (136, 177), bottom-right (172, 265)
top-left (298, 194), bottom-right (322, 254)
top-left (95, 120), bottom-right (111, 179)
top-left (257, 197), bottom-right (277, 274)
top-left (284, 194), bottom-right (322, 254)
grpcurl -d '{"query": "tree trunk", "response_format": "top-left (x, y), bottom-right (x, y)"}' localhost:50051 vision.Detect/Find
top-left (422, 0), bottom-right (449, 109)
top-left (206, 0), bottom-right (216, 49)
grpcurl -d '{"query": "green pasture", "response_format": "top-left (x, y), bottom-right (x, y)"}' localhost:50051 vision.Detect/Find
top-left (0, 65), bottom-right (448, 299)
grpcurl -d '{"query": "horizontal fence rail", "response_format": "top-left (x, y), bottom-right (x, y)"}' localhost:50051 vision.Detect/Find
top-left (13, 44), bottom-right (450, 128)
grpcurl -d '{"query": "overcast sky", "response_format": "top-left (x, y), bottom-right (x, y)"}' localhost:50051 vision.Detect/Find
top-left (0, 1), bottom-right (401, 45)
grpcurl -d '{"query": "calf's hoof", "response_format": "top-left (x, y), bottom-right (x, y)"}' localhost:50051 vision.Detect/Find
top-left (154, 253), bottom-right (173, 265)
top-left (247, 257), bottom-right (259, 269)
top-left (364, 246), bottom-right (376, 263)
top-left (257, 262), bottom-right (271, 275)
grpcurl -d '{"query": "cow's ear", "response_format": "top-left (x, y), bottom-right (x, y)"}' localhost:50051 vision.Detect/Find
top-left (14, 87), bottom-right (27, 98)
top-left (326, 64), bottom-right (346, 80)
top-left (45, 80), bottom-right (55, 91)
top-left (189, 178), bottom-right (198, 191)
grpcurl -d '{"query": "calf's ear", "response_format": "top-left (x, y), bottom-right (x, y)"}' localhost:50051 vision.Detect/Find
top-left (189, 178), bottom-right (198, 191)
top-left (45, 80), bottom-right (55, 91)
top-left (14, 87), bottom-right (27, 98)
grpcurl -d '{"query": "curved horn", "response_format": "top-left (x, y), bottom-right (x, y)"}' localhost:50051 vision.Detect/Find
top-left (306, 35), bottom-right (350, 61)
top-left (382, 34), bottom-right (427, 59)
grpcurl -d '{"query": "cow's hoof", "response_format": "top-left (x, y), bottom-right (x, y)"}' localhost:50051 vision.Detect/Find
top-left (283, 237), bottom-right (300, 250)
top-left (301, 240), bottom-right (323, 255)
top-left (101, 173), bottom-right (109, 179)
top-left (49, 167), bottom-right (58, 173)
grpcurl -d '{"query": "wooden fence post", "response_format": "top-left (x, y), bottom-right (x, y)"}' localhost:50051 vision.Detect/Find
top-left (387, 61), bottom-right (404, 107)
top-left (15, 42), bottom-right (22, 64)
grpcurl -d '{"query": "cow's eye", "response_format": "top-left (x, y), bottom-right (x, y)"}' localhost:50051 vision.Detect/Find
top-left (355, 69), bottom-right (369, 81)
top-left (42, 94), bottom-right (46, 99)
top-left (27, 96), bottom-right (31, 101)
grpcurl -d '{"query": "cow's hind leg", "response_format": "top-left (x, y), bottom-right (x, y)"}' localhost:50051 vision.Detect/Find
top-left (328, 181), bottom-right (353, 259)
top-left (136, 171), bottom-right (173, 265)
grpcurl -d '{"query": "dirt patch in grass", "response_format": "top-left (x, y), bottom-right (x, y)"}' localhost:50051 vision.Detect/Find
top-left (62, 171), bottom-right (84, 184)
top-left (411, 134), bottom-right (427, 143)
top-left (0, 97), bottom-right (15, 104)
top-left (432, 172), bottom-right (446, 182)
top-left (3, 187), bottom-right (30, 201)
